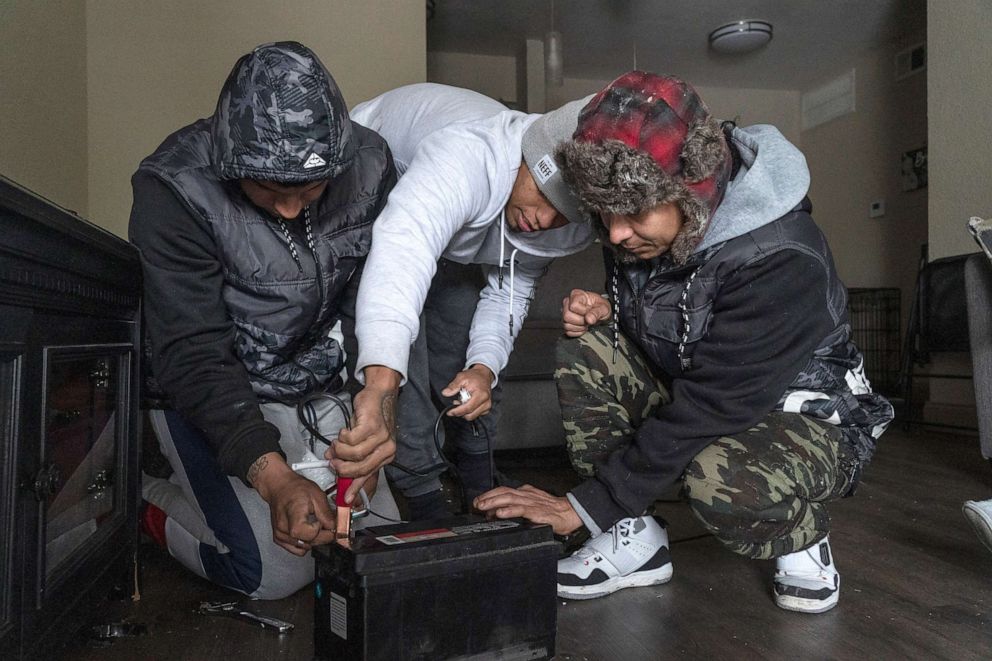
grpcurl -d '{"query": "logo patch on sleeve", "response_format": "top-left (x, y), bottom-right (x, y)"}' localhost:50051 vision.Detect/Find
top-left (533, 154), bottom-right (557, 184)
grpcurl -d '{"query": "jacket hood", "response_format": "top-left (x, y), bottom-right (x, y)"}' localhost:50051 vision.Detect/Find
top-left (695, 125), bottom-right (810, 252)
top-left (211, 41), bottom-right (355, 183)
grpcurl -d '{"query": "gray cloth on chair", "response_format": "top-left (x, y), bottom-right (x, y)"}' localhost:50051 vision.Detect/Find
top-left (965, 253), bottom-right (992, 460)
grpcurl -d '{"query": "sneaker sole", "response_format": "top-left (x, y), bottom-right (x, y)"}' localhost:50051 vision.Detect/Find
top-left (557, 564), bottom-right (673, 600)
top-left (963, 502), bottom-right (992, 554)
top-left (774, 590), bottom-right (839, 614)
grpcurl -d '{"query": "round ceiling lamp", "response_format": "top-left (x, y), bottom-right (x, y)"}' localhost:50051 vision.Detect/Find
top-left (708, 20), bottom-right (773, 54)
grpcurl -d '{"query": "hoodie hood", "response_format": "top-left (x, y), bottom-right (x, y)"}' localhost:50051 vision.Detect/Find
top-left (695, 124), bottom-right (810, 252)
top-left (211, 41), bottom-right (355, 183)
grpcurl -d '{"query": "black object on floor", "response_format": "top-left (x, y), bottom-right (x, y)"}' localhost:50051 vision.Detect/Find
top-left (313, 514), bottom-right (558, 660)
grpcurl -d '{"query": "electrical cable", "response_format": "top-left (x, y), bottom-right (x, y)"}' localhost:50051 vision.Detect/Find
top-left (295, 391), bottom-right (408, 523)
top-left (296, 389), bottom-right (498, 519)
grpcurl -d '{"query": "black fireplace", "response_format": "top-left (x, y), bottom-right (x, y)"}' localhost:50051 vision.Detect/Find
top-left (0, 175), bottom-right (142, 658)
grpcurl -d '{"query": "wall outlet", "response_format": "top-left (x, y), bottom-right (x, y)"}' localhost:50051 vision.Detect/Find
top-left (869, 199), bottom-right (886, 218)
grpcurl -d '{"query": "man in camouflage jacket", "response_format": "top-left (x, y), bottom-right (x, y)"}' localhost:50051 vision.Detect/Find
top-left (129, 42), bottom-right (397, 599)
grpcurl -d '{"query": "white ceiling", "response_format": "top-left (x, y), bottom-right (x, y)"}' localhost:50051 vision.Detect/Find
top-left (426, 0), bottom-right (927, 90)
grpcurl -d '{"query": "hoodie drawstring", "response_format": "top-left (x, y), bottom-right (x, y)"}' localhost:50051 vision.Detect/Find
top-left (498, 210), bottom-right (519, 336)
top-left (498, 210), bottom-right (506, 290)
top-left (610, 264), bottom-right (621, 364)
top-left (677, 265), bottom-right (703, 372)
top-left (274, 207), bottom-right (315, 273)
top-left (507, 247), bottom-right (519, 335)
top-left (611, 261), bottom-right (703, 372)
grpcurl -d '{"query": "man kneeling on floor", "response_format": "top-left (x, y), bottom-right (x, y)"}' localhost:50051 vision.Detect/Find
top-left (131, 42), bottom-right (398, 599)
top-left (475, 71), bottom-right (894, 613)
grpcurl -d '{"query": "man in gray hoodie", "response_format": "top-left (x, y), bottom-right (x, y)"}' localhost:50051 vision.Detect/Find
top-left (475, 72), bottom-right (893, 613)
top-left (338, 84), bottom-right (594, 519)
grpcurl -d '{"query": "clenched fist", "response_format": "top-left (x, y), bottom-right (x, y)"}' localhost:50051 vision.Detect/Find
top-left (561, 289), bottom-right (612, 337)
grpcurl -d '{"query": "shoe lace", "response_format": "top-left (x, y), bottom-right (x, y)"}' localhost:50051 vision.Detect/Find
top-left (611, 518), bottom-right (634, 553)
top-left (575, 518), bottom-right (637, 562)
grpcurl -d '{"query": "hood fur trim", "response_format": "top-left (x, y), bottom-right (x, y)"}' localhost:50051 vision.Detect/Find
top-left (556, 139), bottom-right (710, 264)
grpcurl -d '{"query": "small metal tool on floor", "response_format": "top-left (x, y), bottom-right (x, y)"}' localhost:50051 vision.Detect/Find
top-left (197, 601), bottom-right (294, 633)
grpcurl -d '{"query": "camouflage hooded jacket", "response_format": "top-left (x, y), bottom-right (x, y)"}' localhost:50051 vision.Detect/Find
top-left (129, 42), bottom-right (396, 481)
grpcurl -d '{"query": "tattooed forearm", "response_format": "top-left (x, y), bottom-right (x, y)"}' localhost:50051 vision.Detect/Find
top-left (380, 392), bottom-right (397, 439)
top-left (247, 454), bottom-right (269, 487)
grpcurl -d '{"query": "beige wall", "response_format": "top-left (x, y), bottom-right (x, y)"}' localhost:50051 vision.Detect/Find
top-left (427, 51), bottom-right (518, 106)
top-left (928, 0), bottom-right (992, 260)
top-left (0, 1), bottom-right (88, 216)
top-left (85, 0), bottom-right (425, 238)
top-left (801, 36), bottom-right (928, 335)
top-left (426, 53), bottom-right (802, 137)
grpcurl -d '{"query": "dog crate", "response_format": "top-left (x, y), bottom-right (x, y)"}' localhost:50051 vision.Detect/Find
top-left (847, 288), bottom-right (901, 396)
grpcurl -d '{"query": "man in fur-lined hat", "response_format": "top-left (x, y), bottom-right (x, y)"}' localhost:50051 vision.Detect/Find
top-left (475, 71), bottom-right (893, 613)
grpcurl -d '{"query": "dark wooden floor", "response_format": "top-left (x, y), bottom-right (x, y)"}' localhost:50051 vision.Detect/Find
top-left (59, 425), bottom-right (992, 660)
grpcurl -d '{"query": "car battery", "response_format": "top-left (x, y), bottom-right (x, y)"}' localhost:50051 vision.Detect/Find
top-left (313, 514), bottom-right (558, 660)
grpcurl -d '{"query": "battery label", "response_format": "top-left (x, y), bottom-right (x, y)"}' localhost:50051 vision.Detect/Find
top-left (330, 592), bottom-right (347, 639)
top-left (376, 520), bottom-right (521, 545)
top-left (377, 528), bottom-right (458, 545)
top-left (450, 520), bottom-right (520, 535)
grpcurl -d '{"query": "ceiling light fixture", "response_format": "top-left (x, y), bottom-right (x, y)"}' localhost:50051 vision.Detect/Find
top-left (708, 20), bottom-right (773, 55)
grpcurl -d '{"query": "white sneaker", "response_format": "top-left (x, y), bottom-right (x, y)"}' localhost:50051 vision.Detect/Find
top-left (773, 535), bottom-right (840, 613)
top-left (557, 516), bottom-right (673, 600)
top-left (963, 499), bottom-right (992, 554)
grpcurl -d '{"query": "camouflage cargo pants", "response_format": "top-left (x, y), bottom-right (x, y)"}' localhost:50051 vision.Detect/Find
top-left (555, 327), bottom-right (854, 560)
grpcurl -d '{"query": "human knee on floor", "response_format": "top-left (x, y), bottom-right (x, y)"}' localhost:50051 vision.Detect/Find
top-left (130, 41), bottom-right (395, 592)
top-left (247, 557), bottom-right (314, 601)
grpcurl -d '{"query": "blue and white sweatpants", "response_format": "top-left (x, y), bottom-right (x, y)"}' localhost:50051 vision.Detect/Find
top-left (141, 394), bottom-right (399, 600)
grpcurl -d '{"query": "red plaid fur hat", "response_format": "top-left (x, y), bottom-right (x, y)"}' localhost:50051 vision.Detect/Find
top-left (555, 71), bottom-right (733, 263)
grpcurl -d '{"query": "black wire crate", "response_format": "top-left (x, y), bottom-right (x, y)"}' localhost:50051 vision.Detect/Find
top-left (847, 288), bottom-right (901, 396)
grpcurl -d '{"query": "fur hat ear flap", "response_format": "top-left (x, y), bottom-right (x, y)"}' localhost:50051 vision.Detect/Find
top-left (680, 114), bottom-right (727, 183)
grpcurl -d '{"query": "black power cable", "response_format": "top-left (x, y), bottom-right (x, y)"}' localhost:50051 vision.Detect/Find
top-left (295, 392), bottom-right (494, 521)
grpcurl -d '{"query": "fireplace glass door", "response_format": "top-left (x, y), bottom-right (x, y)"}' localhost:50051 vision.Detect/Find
top-left (42, 347), bottom-right (128, 582)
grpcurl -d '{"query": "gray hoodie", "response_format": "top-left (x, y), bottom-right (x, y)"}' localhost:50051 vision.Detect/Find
top-left (696, 124), bottom-right (811, 251)
top-left (350, 83), bottom-right (594, 384)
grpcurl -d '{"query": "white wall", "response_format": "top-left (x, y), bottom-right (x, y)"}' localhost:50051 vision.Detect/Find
top-left (801, 37), bottom-right (928, 328)
top-left (86, 0), bottom-right (426, 238)
top-left (3, 2), bottom-right (426, 237)
top-left (928, 0), bottom-right (992, 260)
top-left (0, 1), bottom-right (88, 216)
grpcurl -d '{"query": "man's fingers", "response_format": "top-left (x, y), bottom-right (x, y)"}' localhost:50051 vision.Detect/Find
top-left (334, 425), bottom-right (389, 463)
top-left (333, 439), bottom-right (396, 478)
top-left (562, 323), bottom-right (587, 338)
top-left (475, 487), bottom-right (537, 511)
top-left (447, 396), bottom-right (491, 420)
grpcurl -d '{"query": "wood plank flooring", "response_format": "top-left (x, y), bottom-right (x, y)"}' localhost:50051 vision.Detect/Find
top-left (58, 426), bottom-right (992, 660)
